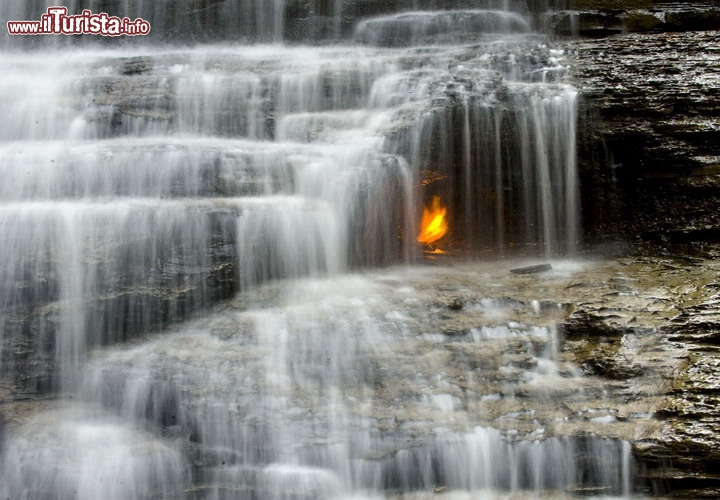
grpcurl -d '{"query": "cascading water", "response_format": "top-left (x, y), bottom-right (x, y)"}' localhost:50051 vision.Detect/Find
top-left (0, 1), bottom-right (634, 499)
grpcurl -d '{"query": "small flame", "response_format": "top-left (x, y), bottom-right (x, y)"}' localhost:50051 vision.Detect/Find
top-left (417, 196), bottom-right (448, 245)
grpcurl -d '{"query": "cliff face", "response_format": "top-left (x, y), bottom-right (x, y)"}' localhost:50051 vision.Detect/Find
top-left (566, 3), bottom-right (720, 493)
top-left (549, 1), bottom-right (720, 36)
top-left (568, 3), bottom-right (720, 256)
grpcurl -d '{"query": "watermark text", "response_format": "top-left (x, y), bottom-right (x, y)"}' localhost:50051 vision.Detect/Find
top-left (7, 7), bottom-right (151, 36)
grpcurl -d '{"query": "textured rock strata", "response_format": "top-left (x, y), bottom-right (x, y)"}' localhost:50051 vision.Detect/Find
top-left (4, 256), bottom-right (720, 495)
top-left (571, 29), bottom-right (720, 255)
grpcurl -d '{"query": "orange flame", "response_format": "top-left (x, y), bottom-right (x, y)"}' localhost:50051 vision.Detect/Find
top-left (417, 196), bottom-right (448, 245)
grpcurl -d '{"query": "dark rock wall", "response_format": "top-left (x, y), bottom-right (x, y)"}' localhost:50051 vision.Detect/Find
top-left (549, 1), bottom-right (720, 36)
top-left (566, 4), bottom-right (720, 492)
top-left (569, 5), bottom-right (720, 255)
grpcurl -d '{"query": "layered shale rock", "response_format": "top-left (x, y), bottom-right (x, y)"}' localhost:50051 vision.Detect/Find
top-left (571, 27), bottom-right (720, 255)
top-left (546, 1), bottom-right (720, 36)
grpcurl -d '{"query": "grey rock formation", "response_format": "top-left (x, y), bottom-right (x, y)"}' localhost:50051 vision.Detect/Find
top-left (572, 28), bottom-right (720, 255)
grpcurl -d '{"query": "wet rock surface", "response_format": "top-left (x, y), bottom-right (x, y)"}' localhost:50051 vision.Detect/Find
top-left (549, 1), bottom-right (720, 36)
top-left (208, 255), bottom-right (720, 496)
top-left (3, 255), bottom-right (720, 496)
top-left (564, 17), bottom-right (720, 492)
top-left (571, 29), bottom-right (720, 255)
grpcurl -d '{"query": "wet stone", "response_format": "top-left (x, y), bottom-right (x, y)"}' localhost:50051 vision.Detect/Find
top-left (570, 29), bottom-right (720, 255)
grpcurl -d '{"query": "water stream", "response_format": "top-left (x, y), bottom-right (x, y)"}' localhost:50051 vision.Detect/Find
top-left (0, 2), bottom-right (631, 498)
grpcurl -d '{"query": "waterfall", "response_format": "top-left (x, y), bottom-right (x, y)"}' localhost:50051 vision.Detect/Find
top-left (0, 1), bottom-right (634, 499)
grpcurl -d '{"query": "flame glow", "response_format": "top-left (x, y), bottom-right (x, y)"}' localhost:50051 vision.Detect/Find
top-left (417, 196), bottom-right (448, 245)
